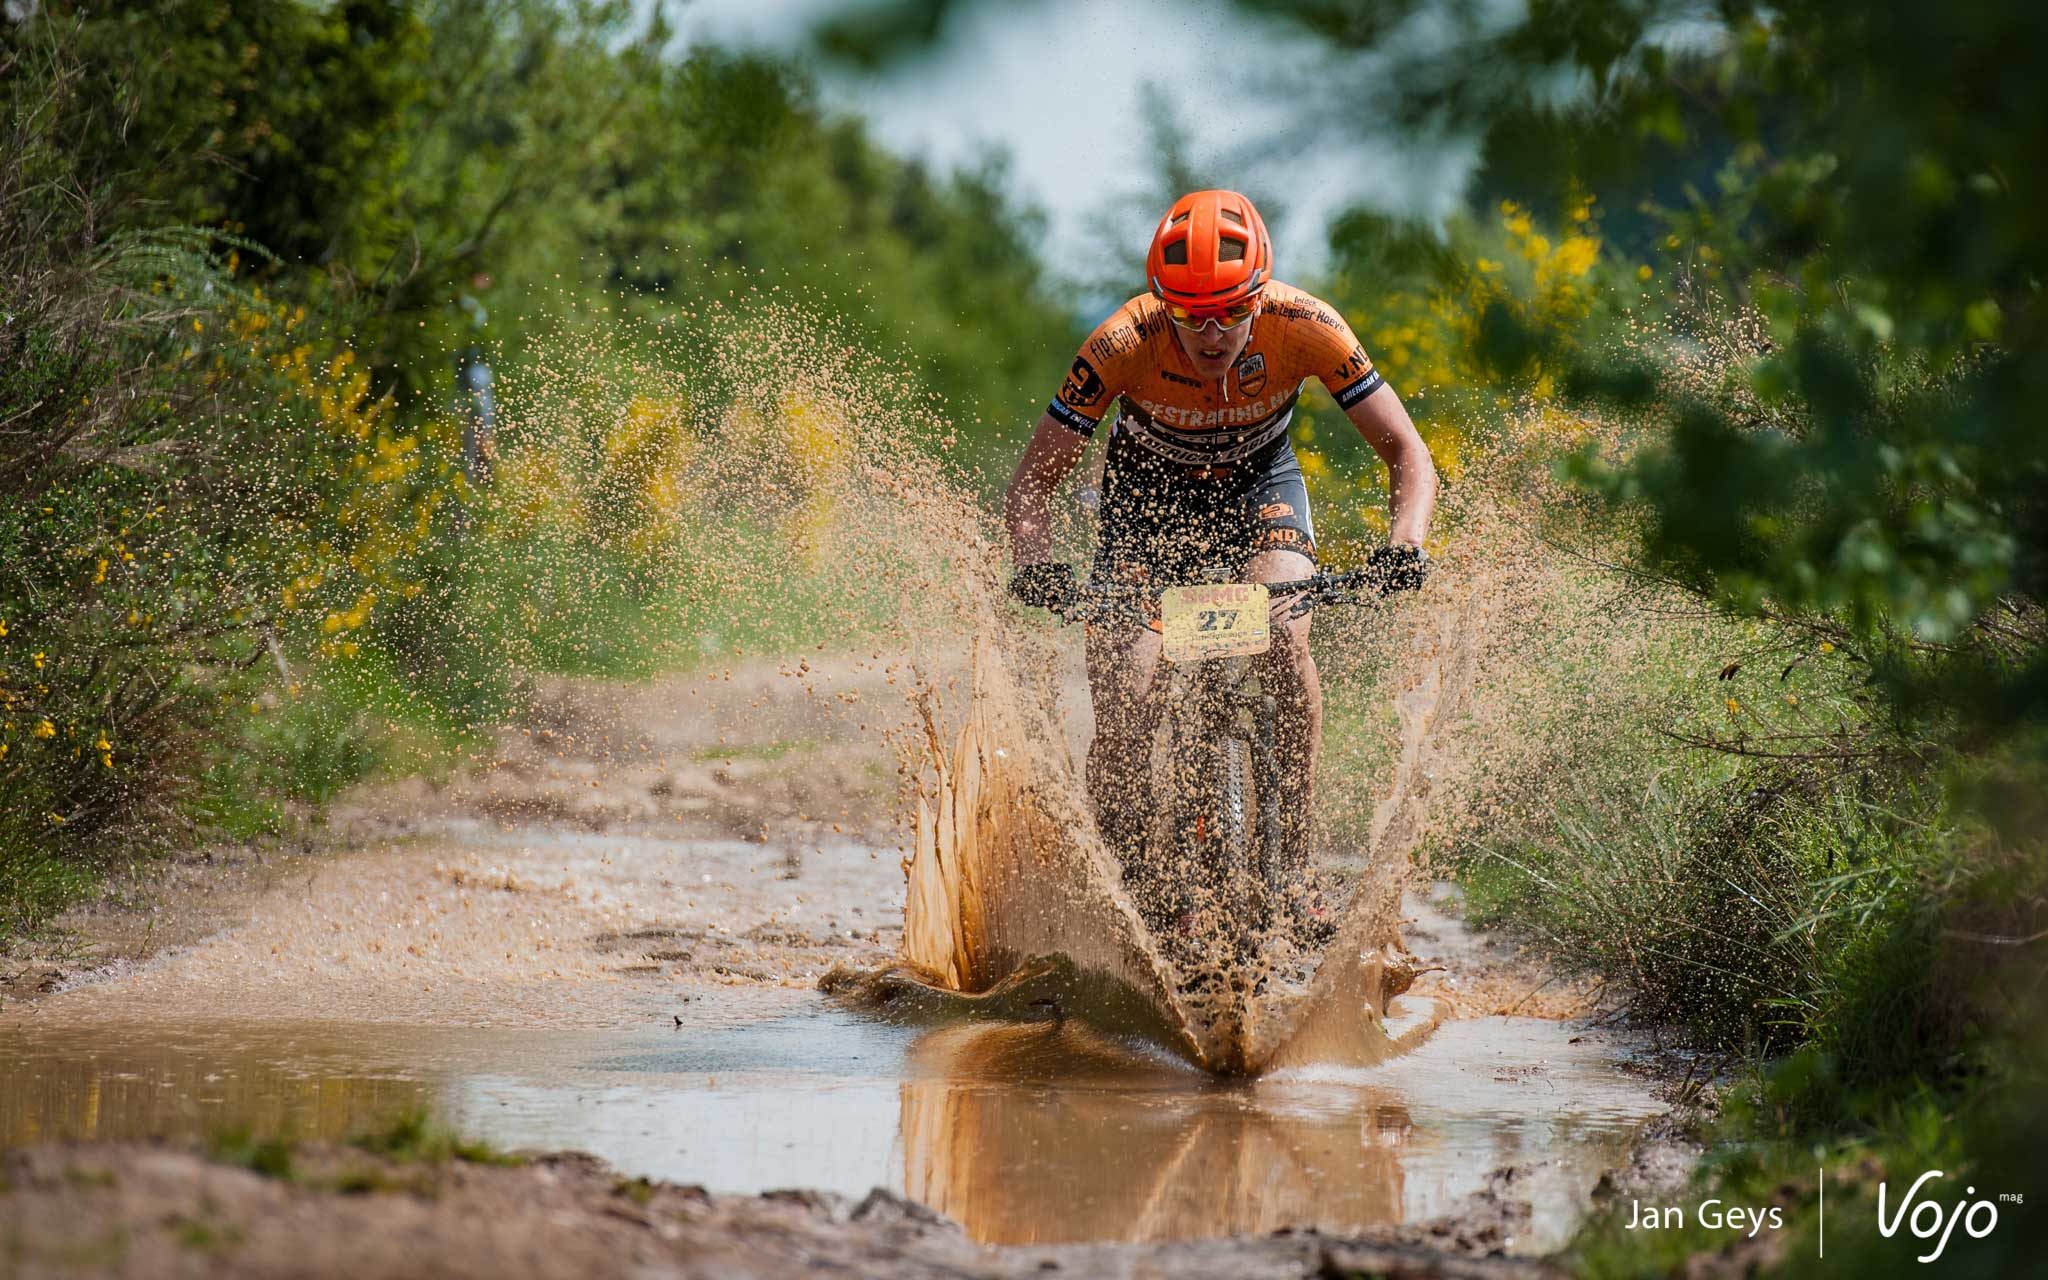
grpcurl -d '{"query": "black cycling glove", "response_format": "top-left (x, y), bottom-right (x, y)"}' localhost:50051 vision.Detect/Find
top-left (1008, 562), bottom-right (1076, 610)
top-left (1367, 544), bottom-right (1430, 594)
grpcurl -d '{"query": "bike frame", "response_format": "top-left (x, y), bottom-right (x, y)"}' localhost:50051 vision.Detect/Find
top-left (1052, 565), bottom-right (1390, 941)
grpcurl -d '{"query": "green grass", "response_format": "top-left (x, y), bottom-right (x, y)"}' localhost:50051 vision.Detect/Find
top-left (1458, 739), bottom-right (2048, 1277)
top-left (0, 847), bottom-right (99, 946)
top-left (1415, 570), bottom-right (2048, 1276)
top-left (196, 1110), bottom-right (518, 1201)
top-left (349, 1108), bottom-right (520, 1167)
top-left (0, 492), bottom-right (896, 947)
top-left (1454, 751), bottom-right (1950, 1057)
top-left (613, 1175), bottom-right (657, 1206)
top-left (458, 509), bottom-right (893, 683)
top-left (208, 1130), bottom-right (295, 1181)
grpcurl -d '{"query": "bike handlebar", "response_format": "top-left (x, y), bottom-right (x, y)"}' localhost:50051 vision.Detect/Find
top-left (1050, 567), bottom-right (1402, 625)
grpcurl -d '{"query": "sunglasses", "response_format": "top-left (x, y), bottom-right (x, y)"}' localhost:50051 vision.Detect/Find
top-left (1164, 298), bottom-right (1258, 331)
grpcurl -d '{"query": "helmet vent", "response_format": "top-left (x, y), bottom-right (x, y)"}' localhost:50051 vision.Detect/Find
top-left (1146, 189), bottom-right (1271, 308)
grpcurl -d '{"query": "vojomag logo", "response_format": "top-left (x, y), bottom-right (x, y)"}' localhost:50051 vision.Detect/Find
top-left (1875, 1170), bottom-right (2017, 1263)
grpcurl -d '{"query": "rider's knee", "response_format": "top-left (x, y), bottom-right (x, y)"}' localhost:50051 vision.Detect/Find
top-left (1262, 626), bottom-right (1314, 679)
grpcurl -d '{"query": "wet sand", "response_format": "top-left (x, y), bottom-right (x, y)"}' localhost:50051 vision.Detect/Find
top-left (0, 1140), bottom-right (1569, 1280)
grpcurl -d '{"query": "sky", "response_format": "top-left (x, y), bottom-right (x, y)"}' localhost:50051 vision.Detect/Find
top-left (670, 0), bottom-right (1524, 299)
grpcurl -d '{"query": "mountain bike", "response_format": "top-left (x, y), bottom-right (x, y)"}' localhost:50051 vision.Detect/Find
top-left (1052, 564), bottom-right (1398, 949)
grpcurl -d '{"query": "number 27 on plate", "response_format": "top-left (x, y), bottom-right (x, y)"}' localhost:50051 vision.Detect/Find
top-left (1160, 583), bottom-right (1271, 662)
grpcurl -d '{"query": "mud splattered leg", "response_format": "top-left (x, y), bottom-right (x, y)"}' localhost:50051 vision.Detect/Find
top-left (1084, 620), bottom-right (1165, 893)
top-left (1246, 549), bottom-right (1321, 890)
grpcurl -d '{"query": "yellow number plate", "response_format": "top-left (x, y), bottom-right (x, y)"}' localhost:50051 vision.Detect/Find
top-left (1160, 583), bottom-right (1270, 662)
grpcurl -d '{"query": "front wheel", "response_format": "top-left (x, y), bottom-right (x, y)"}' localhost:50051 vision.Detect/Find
top-left (1162, 702), bottom-right (1266, 953)
top-left (1214, 734), bottom-right (1254, 883)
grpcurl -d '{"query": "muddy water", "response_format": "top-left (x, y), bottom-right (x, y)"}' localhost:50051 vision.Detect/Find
top-left (0, 987), bottom-right (1659, 1251)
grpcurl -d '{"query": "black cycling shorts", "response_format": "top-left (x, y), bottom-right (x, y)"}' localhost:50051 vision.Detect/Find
top-left (1091, 427), bottom-right (1316, 588)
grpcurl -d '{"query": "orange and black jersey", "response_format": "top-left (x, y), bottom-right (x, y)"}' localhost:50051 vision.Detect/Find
top-left (1045, 282), bottom-right (1385, 468)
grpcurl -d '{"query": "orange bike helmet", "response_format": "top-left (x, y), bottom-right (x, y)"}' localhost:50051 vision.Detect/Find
top-left (1146, 189), bottom-right (1273, 312)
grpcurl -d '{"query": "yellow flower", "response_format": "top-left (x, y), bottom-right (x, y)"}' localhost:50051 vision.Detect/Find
top-left (34, 718), bottom-right (53, 738)
top-left (0, 744), bottom-right (8, 761)
top-left (1636, 264), bottom-right (1653, 282)
top-left (94, 558), bottom-right (109, 584)
top-left (1819, 641), bottom-right (1835, 654)
top-left (48, 812), bottom-right (65, 826)
top-left (0, 619), bottom-right (8, 637)
top-left (102, 752), bottom-right (114, 768)
top-left (95, 733), bottom-right (110, 752)
top-left (1725, 697), bottom-right (1741, 715)
top-left (32, 652), bottom-right (44, 670)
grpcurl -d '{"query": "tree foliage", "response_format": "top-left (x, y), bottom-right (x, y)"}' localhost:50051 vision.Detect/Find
top-left (1, 0), bottom-right (1077, 928)
top-left (1265, 0), bottom-right (2048, 729)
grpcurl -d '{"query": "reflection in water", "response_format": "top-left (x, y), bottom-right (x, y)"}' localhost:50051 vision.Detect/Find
top-left (899, 1021), bottom-right (1410, 1244)
top-left (0, 1002), bottom-right (1662, 1252)
top-left (0, 1024), bottom-right (435, 1145)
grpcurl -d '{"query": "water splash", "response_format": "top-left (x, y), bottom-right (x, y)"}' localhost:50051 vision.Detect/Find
top-left (852, 410), bottom-right (1601, 1074)
top-left (870, 579), bottom-right (1489, 1074)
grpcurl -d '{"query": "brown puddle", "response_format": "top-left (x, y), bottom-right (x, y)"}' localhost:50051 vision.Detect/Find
top-left (0, 990), bottom-right (1659, 1251)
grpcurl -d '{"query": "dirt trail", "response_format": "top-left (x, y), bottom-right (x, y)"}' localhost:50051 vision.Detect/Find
top-left (2, 655), bottom-right (1656, 1278)
top-left (0, 1142), bottom-right (1565, 1280)
top-left (11, 655), bottom-right (910, 1024)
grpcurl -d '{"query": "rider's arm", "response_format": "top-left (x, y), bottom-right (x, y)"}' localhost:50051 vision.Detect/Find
top-left (1294, 295), bottom-right (1438, 550)
top-left (1009, 308), bottom-right (1136, 564)
top-left (1004, 412), bottom-right (1091, 564)
top-left (1344, 386), bottom-right (1437, 548)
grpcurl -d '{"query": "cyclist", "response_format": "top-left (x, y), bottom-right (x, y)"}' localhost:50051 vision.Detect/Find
top-left (1003, 189), bottom-right (1438, 922)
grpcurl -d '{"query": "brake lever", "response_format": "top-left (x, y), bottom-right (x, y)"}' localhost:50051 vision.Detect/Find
top-left (1286, 584), bottom-right (1370, 618)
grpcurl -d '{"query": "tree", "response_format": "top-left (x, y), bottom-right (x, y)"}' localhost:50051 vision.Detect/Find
top-left (1251, 0), bottom-right (2048, 733)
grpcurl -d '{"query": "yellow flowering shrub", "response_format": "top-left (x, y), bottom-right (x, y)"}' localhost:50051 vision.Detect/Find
top-left (1295, 197), bottom-right (1608, 559)
top-left (225, 301), bottom-right (457, 660)
top-left (489, 382), bottom-right (848, 578)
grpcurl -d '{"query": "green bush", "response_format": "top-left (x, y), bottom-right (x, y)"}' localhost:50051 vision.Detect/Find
top-left (1461, 757), bottom-right (1948, 1057)
top-left (2, 0), bottom-right (1085, 941)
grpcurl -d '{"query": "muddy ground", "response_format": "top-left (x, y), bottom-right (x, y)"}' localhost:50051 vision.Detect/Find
top-left (0, 1141), bottom-right (1564, 1280)
top-left (5, 657), bottom-right (909, 1020)
top-left (1, 657), bottom-right (1692, 1278)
